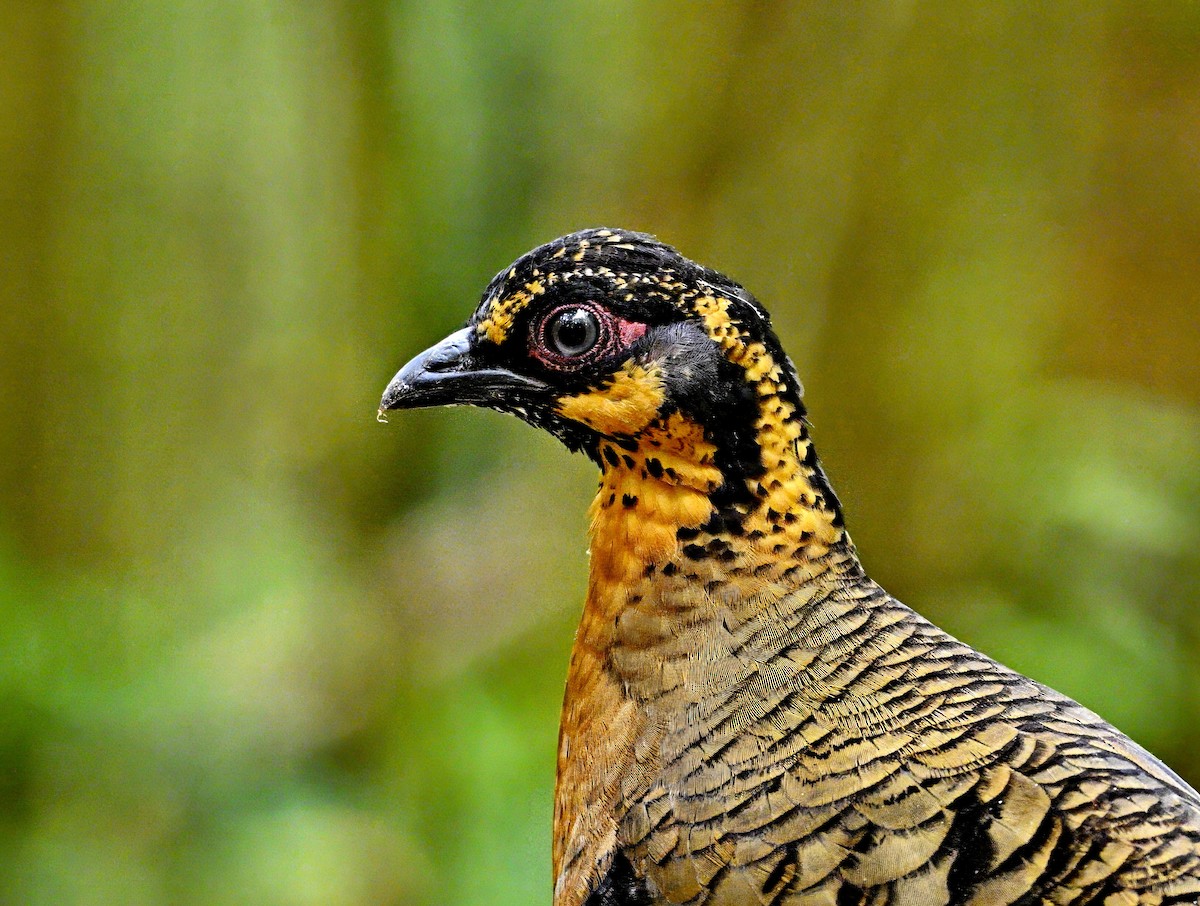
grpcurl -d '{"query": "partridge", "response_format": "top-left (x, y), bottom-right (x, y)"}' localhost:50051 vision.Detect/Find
top-left (381, 228), bottom-right (1200, 906)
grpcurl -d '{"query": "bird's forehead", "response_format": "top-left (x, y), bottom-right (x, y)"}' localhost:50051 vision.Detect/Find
top-left (471, 228), bottom-right (696, 346)
top-left (467, 230), bottom-right (777, 364)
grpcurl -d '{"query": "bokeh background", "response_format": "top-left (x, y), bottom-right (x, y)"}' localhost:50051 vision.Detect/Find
top-left (2, 3), bottom-right (1199, 904)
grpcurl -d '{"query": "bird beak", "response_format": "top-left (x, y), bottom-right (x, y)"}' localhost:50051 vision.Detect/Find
top-left (379, 327), bottom-right (548, 417)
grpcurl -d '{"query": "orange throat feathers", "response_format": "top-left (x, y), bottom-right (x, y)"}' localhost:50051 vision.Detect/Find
top-left (584, 331), bottom-right (847, 632)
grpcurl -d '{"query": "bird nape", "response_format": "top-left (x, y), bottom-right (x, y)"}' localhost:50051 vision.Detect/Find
top-left (380, 228), bottom-right (1200, 906)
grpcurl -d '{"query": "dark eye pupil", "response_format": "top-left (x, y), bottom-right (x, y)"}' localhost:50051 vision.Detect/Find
top-left (549, 308), bottom-right (600, 357)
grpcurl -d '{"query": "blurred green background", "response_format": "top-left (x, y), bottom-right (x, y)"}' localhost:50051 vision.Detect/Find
top-left (2, 3), bottom-right (1199, 904)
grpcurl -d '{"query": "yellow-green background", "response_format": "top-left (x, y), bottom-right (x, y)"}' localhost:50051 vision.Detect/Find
top-left (2, 4), bottom-right (1198, 904)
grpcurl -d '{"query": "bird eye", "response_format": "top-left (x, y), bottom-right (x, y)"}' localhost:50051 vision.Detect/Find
top-left (547, 307), bottom-right (601, 357)
top-left (531, 302), bottom-right (646, 371)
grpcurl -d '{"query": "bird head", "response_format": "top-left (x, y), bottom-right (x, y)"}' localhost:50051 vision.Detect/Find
top-left (382, 228), bottom-right (844, 565)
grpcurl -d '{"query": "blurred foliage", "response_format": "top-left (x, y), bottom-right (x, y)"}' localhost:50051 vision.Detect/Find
top-left (1, 2), bottom-right (1198, 904)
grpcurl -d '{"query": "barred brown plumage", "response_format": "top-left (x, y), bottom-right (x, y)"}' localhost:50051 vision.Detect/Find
top-left (380, 228), bottom-right (1200, 906)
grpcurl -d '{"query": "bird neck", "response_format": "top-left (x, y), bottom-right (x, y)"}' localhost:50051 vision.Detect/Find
top-left (552, 409), bottom-right (861, 906)
top-left (581, 407), bottom-right (854, 659)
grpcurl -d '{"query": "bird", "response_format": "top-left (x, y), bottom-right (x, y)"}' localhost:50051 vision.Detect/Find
top-left (379, 228), bottom-right (1200, 906)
